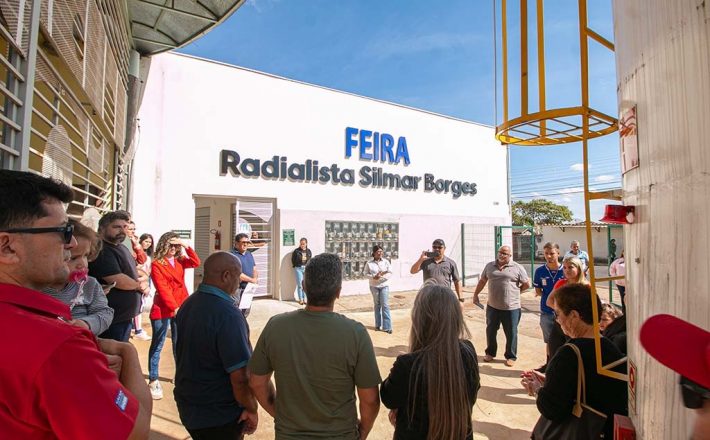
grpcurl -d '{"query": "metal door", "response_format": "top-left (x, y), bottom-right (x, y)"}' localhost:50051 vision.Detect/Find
top-left (231, 199), bottom-right (275, 297)
top-left (193, 207), bottom-right (211, 290)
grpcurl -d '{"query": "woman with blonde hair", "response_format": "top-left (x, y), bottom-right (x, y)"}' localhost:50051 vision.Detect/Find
top-left (148, 232), bottom-right (200, 400)
top-left (536, 256), bottom-right (588, 374)
top-left (381, 284), bottom-right (480, 439)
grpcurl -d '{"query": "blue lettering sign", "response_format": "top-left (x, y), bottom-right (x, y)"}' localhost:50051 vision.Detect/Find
top-left (345, 127), bottom-right (410, 165)
top-left (344, 127), bottom-right (358, 158)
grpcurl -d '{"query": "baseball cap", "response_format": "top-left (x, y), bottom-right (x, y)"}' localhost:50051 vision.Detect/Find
top-left (432, 239), bottom-right (445, 247)
top-left (640, 314), bottom-right (710, 390)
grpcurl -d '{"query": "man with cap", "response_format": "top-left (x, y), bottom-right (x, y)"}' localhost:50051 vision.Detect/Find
top-left (410, 238), bottom-right (463, 301)
top-left (640, 314), bottom-right (710, 439)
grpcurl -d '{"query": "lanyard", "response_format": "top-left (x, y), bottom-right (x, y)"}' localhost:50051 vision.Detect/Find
top-left (545, 264), bottom-right (562, 282)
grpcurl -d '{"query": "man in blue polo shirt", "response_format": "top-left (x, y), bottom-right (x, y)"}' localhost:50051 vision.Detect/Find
top-left (230, 233), bottom-right (258, 291)
top-left (533, 242), bottom-right (564, 371)
top-left (174, 252), bottom-right (258, 439)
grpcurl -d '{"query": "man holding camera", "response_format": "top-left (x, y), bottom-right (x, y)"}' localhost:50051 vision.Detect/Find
top-left (410, 238), bottom-right (463, 301)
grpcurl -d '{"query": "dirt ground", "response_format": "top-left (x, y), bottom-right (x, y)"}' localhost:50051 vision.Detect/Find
top-left (137, 284), bottom-right (616, 439)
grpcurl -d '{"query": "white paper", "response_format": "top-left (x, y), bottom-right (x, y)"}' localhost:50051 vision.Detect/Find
top-left (239, 283), bottom-right (257, 309)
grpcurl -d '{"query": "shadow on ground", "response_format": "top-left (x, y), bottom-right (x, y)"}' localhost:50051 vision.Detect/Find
top-left (374, 344), bottom-right (409, 358)
top-left (474, 420), bottom-right (532, 439)
top-left (477, 385), bottom-right (535, 406)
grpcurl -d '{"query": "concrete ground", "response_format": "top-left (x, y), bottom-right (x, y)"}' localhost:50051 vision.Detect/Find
top-left (138, 284), bottom-right (616, 439)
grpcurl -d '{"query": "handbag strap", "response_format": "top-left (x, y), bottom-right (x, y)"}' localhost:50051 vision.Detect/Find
top-left (563, 343), bottom-right (588, 417)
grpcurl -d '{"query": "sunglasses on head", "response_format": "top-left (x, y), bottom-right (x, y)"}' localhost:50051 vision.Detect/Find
top-left (680, 376), bottom-right (710, 409)
top-left (0, 224), bottom-right (74, 244)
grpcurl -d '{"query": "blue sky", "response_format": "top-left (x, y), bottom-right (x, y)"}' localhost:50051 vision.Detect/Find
top-left (180, 0), bottom-right (620, 220)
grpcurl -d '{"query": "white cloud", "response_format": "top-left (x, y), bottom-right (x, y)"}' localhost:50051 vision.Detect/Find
top-left (570, 163), bottom-right (584, 172)
top-left (594, 175), bottom-right (616, 183)
top-left (560, 187), bottom-right (584, 194)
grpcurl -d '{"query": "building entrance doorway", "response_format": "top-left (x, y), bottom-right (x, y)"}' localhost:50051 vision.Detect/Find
top-left (193, 196), bottom-right (277, 297)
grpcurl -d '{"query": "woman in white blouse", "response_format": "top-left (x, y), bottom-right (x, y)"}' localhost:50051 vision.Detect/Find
top-left (363, 245), bottom-right (393, 333)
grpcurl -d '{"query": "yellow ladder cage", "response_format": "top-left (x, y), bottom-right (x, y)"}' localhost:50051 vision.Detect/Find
top-left (494, 0), bottom-right (626, 381)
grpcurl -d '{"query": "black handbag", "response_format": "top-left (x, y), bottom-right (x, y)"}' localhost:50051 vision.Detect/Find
top-left (531, 343), bottom-right (608, 439)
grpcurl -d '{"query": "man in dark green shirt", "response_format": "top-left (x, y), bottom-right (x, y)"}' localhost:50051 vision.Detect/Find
top-left (249, 253), bottom-right (381, 439)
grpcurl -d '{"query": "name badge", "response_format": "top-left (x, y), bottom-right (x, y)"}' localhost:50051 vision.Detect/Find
top-left (542, 278), bottom-right (548, 287)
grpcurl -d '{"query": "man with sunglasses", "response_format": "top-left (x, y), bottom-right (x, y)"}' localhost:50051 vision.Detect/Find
top-left (90, 211), bottom-right (149, 342)
top-left (410, 238), bottom-right (463, 301)
top-left (0, 170), bottom-right (152, 439)
top-left (641, 314), bottom-right (710, 439)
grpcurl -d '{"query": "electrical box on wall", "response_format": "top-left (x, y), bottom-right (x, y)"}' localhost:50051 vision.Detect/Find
top-left (325, 221), bottom-right (399, 281)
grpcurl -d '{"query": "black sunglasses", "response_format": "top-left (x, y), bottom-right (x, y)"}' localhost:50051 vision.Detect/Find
top-left (0, 224), bottom-right (74, 244)
top-left (680, 376), bottom-right (710, 409)
top-left (432, 245), bottom-right (443, 249)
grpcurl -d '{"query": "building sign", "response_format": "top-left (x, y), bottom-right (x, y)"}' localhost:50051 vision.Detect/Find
top-left (282, 229), bottom-right (295, 246)
top-left (171, 229), bottom-right (192, 239)
top-left (344, 127), bottom-right (410, 165)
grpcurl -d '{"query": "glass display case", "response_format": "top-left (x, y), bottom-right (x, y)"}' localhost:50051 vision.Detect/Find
top-left (325, 221), bottom-right (399, 280)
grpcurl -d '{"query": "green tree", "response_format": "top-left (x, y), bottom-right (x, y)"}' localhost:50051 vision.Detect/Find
top-left (512, 199), bottom-right (573, 226)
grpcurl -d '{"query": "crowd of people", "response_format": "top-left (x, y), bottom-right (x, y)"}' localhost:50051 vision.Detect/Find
top-left (1, 169), bottom-right (708, 440)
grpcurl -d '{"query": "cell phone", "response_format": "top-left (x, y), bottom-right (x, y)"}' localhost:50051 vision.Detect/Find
top-left (474, 301), bottom-right (484, 310)
top-left (425, 251), bottom-right (437, 258)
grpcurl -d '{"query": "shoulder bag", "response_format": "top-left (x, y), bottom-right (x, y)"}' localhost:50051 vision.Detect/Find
top-left (531, 343), bottom-right (608, 439)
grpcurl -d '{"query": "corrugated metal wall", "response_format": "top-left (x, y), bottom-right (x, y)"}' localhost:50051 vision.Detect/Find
top-left (612, 1), bottom-right (710, 438)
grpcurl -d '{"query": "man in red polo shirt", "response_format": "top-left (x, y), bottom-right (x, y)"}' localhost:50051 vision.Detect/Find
top-left (0, 170), bottom-right (152, 439)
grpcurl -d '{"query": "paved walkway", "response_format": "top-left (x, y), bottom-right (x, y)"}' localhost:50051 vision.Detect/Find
top-left (138, 286), bottom-right (582, 439)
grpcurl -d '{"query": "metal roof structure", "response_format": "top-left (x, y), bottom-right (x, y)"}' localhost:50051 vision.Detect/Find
top-left (127, 0), bottom-right (245, 55)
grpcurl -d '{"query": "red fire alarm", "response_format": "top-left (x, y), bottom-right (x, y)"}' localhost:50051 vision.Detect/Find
top-left (600, 205), bottom-right (635, 224)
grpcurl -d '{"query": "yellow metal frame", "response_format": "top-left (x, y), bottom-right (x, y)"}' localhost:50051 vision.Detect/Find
top-left (496, 0), bottom-right (626, 381)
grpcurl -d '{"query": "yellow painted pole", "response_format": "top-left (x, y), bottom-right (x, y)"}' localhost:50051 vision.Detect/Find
top-left (536, 0), bottom-right (546, 135)
top-left (502, 0), bottom-right (509, 123)
top-left (520, 0), bottom-right (528, 116)
top-left (578, 0), bottom-right (627, 382)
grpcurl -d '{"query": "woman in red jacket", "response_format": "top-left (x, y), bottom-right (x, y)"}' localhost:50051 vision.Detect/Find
top-left (147, 232), bottom-right (200, 400)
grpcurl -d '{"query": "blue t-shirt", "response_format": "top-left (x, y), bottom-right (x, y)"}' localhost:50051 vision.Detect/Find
top-left (231, 249), bottom-right (256, 289)
top-left (533, 264), bottom-right (565, 315)
top-left (174, 284), bottom-right (252, 430)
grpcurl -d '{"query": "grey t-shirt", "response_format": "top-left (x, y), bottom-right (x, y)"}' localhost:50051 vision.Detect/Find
top-left (481, 260), bottom-right (529, 310)
top-left (420, 256), bottom-right (460, 287)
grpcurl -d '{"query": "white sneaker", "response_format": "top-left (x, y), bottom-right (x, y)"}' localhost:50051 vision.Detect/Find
top-left (134, 331), bottom-right (152, 341)
top-left (149, 380), bottom-right (163, 400)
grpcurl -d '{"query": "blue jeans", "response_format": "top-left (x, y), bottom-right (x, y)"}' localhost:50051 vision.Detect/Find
top-left (485, 306), bottom-right (522, 360)
top-left (539, 312), bottom-right (556, 343)
top-left (148, 318), bottom-right (177, 381)
top-left (370, 285), bottom-right (391, 331)
top-left (294, 266), bottom-right (306, 301)
top-left (100, 320), bottom-right (133, 342)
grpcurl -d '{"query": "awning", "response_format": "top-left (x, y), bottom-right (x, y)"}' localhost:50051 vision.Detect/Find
top-left (127, 0), bottom-right (245, 55)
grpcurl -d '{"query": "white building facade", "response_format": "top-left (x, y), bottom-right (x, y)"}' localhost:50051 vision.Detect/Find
top-left (132, 53), bottom-right (510, 299)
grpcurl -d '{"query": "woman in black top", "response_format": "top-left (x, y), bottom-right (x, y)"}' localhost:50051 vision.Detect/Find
top-left (291, 238), bottom-right (312, 305)
top-left (522, 283), bottom-right (628, 439)
top-left (381, 284), bottom-right (480, 440)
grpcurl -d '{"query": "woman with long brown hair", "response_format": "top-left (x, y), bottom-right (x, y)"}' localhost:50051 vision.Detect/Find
top-left (381, 284), bottom-right (480, 439)
top-left (147, 232), bottom-right (200, 400)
